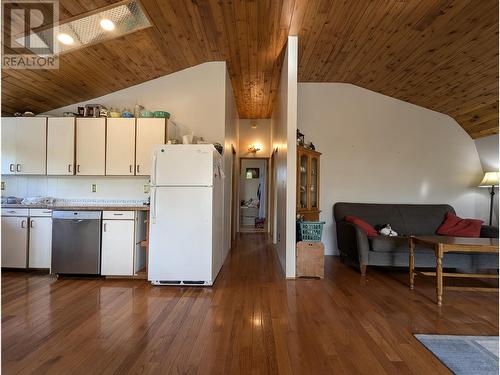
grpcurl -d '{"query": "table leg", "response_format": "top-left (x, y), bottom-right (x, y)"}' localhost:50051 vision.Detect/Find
top-left (409, 237), bottom-right (415, 290)
top-left (436, 246), bottom-right (443, 306)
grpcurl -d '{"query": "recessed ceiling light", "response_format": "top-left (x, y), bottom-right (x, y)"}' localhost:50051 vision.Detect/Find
top-left (100, 19), bottom-right (115, 31)
top-left (57, 33), bottom-right (74, 45)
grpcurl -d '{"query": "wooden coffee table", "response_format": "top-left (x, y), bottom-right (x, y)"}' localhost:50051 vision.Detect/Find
top-left (409, 236), bottom-right (499, 306)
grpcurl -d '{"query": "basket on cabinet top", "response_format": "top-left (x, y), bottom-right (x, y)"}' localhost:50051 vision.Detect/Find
top-left (297, 221), bottom-right (325, 242)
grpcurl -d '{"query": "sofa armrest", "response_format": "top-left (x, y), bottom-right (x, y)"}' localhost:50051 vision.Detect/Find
top-left (336, 221), bottom-right (370, 266)
top-left (480, 225), bottom-right (499, 239)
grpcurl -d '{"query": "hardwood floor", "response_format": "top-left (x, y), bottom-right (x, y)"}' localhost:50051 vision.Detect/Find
top-left (2, 234), bottom-right (498, 374)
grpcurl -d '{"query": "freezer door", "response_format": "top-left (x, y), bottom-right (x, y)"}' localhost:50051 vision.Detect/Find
top-left (151, 144), bottom-right (215, 186)
top-left (148, 186), bottom-right (213, 283)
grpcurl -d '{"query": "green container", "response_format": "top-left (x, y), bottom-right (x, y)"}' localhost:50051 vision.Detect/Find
top-left (298, 221), bottom-right (325, 242)
top-left (140, 111), bottom-right (155, 118)
top-left (154, 111), bottom-right (170, 119)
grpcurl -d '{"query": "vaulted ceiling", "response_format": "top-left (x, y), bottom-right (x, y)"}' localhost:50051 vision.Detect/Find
top-left (2, 0), bottom-right (498, 138)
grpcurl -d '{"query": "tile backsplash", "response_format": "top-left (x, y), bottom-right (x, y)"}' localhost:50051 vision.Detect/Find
top-left (2, 175), bottom-right (150, 200)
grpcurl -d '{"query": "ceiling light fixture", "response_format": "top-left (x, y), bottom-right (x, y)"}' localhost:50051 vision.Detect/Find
top-left (100, 19), bottom-right (115, 31)
top-left (57, 33), bottom-right (74, 45)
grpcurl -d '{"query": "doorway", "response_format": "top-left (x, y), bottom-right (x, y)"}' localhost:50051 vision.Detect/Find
top-left (239, 157), bottom-right (268, 233)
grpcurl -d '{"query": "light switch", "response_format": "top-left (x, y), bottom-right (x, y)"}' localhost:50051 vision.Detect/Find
top-left (1, 181), bottom-right (5, 191)
top-left (91, 184), bottom-right (97, 193)
top-left (143, 184), bottom-right (150, 193)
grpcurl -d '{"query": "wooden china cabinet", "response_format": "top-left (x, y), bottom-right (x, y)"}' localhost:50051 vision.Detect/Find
top-left (296, 146), bottom-right (321, 221)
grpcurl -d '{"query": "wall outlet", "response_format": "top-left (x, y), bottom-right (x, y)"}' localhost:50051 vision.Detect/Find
top-left (91, 184), bottom-right (97, 193)
top-left (143, 184), bottom-right (150, 194)
top-left (1, 181), bottom-right (5, 191)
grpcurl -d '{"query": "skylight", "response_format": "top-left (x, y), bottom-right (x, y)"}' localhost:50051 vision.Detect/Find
top-left (16, 0), bottom-right (151, 55)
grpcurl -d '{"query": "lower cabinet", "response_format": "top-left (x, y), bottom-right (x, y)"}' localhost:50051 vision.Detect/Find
top-left (101, 217), bottom-right (135, 276)
top-left (1, 216), bottom-right (28, 268)
top-left (28, 216), bottom-right (52, 268)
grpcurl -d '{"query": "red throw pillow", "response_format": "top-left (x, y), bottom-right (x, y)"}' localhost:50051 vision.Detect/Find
top-left (344, 215), bottom-right (378, 237)
top-left (436, 212), bottom-right (483, 237)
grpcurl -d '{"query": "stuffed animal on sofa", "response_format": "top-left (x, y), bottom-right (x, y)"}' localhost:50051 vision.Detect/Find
top-left (377, 224), bottom-right (398, 236)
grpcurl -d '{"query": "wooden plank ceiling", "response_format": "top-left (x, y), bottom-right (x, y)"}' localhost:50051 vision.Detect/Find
top-left (2, 0), bottom-right (498, 138)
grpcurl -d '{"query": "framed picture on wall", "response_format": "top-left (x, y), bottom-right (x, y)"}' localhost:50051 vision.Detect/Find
top-left (246, 168), bottom-right (260, 179)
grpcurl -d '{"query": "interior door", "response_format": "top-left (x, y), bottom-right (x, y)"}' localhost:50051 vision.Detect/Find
top-left (1, 217), bottom-right (28, 268)
top-left (29, 217), bottom-right (52, 268)
top-left (106, 118), bottom-right (136, 175)
top-left (135, 118), bottom-right (165, 176)
top-left (76, 118), bottom-right (105, 175)
top-left (47, 117), bottom-right (75, 175)
top-left (1, 117), bottom-right (17, 174)
top-left (15, 117), bottom-right (47, 174)
top-left (148, 187), bottom-right (212, 282)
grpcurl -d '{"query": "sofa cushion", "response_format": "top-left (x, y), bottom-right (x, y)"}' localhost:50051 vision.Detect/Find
top-left (369, 236), bottom-right (410, 252)
top-left (437, 212), bottom-right (483, 237)
top-left (345, 215), bottom-right (378, 236)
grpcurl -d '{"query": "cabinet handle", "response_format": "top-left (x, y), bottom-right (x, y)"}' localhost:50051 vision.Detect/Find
top-left (16, 164), bottom-right (21, 172)
top-left (113, 213), bottom-right (123, 216)
top-left (30, 219), bottom-right (34, 228)
top-left (136, 165), bottom-right (140, 173)
top-left (77, 165), bottom-right (80, 173)
top-left (129, 165), bottom-right (133, 174)
top-left (21, 220), bottom-right (26, 228)
top-left (68, 164), bottom-right (72, 173)
top-left (103, 223), bottom-right (107, 232)
top-left (9, 164), bottom-right (14, 172)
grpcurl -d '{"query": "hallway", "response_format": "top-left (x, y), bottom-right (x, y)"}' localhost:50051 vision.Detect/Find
top-left (2, 233), bottom-right (498, 374)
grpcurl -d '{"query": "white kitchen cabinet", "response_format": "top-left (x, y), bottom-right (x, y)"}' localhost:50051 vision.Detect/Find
top-left (76, 118), bottom-right (105, 175)
top-left (1, 216), bottom-right (28, 268)
top-left (47, 117), bottom-right (75, 175)
top-left (1, 117), bottom-right (17, 174)
top-left (28, 216), bottom-right (52, 269)
top-left (101, 215), bottom-right (135, 276)
top-left (106, 118), bottom-right (136, 175)
top-left (1, 117), bottom-right (47, 175)
top-left (136, 118), bottom-right (165, 176)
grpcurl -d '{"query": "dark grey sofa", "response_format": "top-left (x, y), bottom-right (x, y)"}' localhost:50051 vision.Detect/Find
top-left (334, 202), bottom-right (499, 275)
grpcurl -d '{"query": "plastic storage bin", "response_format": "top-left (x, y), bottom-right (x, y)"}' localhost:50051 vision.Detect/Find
top-left (297, 221), bottom-right (325, 242)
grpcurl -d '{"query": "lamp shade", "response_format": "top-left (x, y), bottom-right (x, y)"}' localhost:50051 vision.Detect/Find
top-left (479, 171), bottom-right (500, 187)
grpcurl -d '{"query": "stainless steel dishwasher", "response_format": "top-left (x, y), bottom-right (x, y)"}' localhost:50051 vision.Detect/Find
top-left (52, 211), bottom-right (102, 275)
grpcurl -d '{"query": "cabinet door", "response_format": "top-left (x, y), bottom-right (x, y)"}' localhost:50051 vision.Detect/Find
top-left (101, 220), bottom-right (134, 276)
top-left (1, 117), bottom-right (17, 174)
top-left (106, 118), bottom-right (135, 175)
top-left (309, 155), bottom-right (319, 211)
top-left (47, 117), bottom-right (75, 175)
top-left (15, 117), bottom-right (47, 175)
top-left (136, 118), bottom-right (165, 176)
top-left (28, 217), bottom-right (52, 268)
top-left (297, 151), bottom-right (309, 211)
top-left (76, 118), bottom-right (105, 175)
top-left (1, 217), bottom-right (28, 268)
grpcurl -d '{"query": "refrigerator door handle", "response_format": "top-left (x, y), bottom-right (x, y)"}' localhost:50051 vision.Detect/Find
top-left (150, 188), bottom-right (157, 224)
top-left (151, 151), bottom-right (158, 186)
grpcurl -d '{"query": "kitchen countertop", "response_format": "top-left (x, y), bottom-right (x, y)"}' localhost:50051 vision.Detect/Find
top-left (2, 204), bottom-right (150, 211)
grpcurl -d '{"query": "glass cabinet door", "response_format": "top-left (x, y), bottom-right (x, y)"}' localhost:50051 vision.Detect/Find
top-left (310, 156), bottom-right (318, 210)
top-left (299, 153), bottom-right (308, 210)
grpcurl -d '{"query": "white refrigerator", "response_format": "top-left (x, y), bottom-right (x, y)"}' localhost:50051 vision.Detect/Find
top-left (148, 144), bottom-right (224, 286)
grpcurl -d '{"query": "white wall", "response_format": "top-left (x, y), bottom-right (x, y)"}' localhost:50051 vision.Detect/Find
top-left (240, 159), bottom-right (267, 202)
top-left (223, 68), bottom-right (239, 257)
top-left (298, 83), bottom-right (487, 255)
top-left (270, 36), bottom-right (298, 277)
top-left (45, 62), bottom-right (227, 144)
top-left (2, 175), bottom-right (148, 200)
top-left (474, 134), bottom-right (499, 226)
top-left (239, 119), bottom-right (272, 157)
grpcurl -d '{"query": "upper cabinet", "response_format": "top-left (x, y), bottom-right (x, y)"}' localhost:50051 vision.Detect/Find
top-left (135, 118), bottom-right (166, 176)
top-left (47, 117), bottom-right (75, 175)
top-left (106, 118), bottom-right (136, 176)
top-left (1, 117), bottom-right (47, 175)
top-left (296, 146), bottom-right (321, 221)
top-left (76, 118), bottom-right (106, 176)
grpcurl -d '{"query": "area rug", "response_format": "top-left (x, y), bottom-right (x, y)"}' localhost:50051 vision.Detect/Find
top-left (415, 334), bottom-right (499, 375)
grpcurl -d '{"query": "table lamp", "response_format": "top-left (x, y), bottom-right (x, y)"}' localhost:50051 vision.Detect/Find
top-left (479, 171), bottom-right (499, 225)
